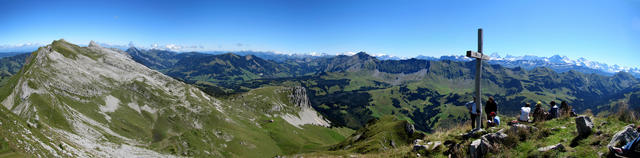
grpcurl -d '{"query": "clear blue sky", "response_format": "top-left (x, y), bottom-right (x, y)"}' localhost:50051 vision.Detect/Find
top-left (1, 0), bottom-right (639, 67)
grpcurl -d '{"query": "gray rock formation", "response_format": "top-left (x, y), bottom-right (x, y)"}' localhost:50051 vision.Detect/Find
top-left (413, 139), bottom-right (424, 145)
top-left (88, 40), bottom-right (100, 48)
top-left (575, 115), bottom-right (594, 137)
top-left (428, 141), bottom-right (442, 150)
top-left (390, 140), bottom-right (396, 148)
top-left (413, 145), bottom-right (428, 152)
top-left (510, 124), bottom-right (538, 134)
top-left (468, 130), bottom-right (509, 158)
top-left (608, 124), bottom-right (639, 148)
top-left (281, 86), bottom-right (331, 127)
top-left (287, 86), bottom-right (311, 108)
top-left (405, 122), bottom-right (416, 135)
top-left (537, 143), bottom-right (565, 152)
top-left (462, 128), bottom-right (487, 139)
top-left (482, 132), bottom-right (508, 145)
top-left (469, 139), bottom-right (491, 158)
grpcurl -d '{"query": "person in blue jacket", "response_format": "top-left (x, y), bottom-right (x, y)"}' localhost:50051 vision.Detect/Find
top-left (487, 112), bottom-right (500, 127)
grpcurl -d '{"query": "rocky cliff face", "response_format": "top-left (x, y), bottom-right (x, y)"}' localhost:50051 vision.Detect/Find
top-left (287, 86), bottom-right (312, 109)
top-left (282, 86), bottom-right (330, 128)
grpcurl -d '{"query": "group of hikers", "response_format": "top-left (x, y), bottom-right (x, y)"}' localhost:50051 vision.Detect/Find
top-left (465, 96), bottom-right (640, 156)
top-left (465, 96), bottom-right (500, 129)
top-left (518, 100), bottom-right (576, 123)
top-left (465, 97), bottom-right (576, 129)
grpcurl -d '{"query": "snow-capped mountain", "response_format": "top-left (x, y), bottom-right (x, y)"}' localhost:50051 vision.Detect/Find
top-left (416, 53), bottom-right (640, 78)
top-left (371, 54), bottom-right (409, 60)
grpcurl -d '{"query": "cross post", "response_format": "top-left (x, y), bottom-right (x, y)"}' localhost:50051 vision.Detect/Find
top-left (466, 28), bottom-right (490, 130)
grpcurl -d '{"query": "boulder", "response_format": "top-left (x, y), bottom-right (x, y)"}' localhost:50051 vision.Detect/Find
top-left (510, 124), bottom-right (538, 134)
top-left (405, 122), bottom-right (416, 135)
top-left (427, 141), bottom-right (442, 150)
top-left (575, 116), bottom-right (594, 137)
top-left (468, 130), bottom-right (510, 158)
top-left (608, 124), bottom-right (639, 148)
top-left (463, 128), bottom-right (487, 139)
top-left (413, 139), bottom-right (424, 145)
top-left (481, 132), bottom-right (507, 145)
top-left (469, 139), bottom-right (483, 158)
top-left (413, 145), bottom-right (428, 152)
top-left (537, 143), bottom-right (565, 152)
top-left (469, 139), bottom-right (491, 158)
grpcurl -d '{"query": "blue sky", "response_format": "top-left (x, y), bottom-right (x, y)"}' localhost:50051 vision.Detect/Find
top-left (1, 0), bottom-right (639, 67)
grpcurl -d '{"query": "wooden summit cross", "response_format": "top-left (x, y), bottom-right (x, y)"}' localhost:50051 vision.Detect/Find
top-left (466, 28), bottom-right (490, 130)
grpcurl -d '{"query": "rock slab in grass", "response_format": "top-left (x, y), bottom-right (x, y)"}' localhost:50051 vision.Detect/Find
top-left (482, 132), bottom-right (507, 145)
top-left (413, 139), bottom-right (424, 145)
top-left (608, 124), bottom-right (639, 148)
top-left (413, 144), bottom-right (427, 152)
top-left (575, 115), bottom-right (593, 137)
top-left (537, 143), bottom-right (565, 152)
top-left (510, 124), bottom-right (538, 134)
top-left (428, 141), bottom-right (442, 150)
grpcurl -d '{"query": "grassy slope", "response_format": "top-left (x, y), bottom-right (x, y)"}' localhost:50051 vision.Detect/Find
top-left (0, 41), bottom-right (355, 157)
top-left (296, 115), bottom-right (421, 157)
top-left (300, 112), bottom-right (639, 157)
top-left (221, 86), bottom-right (354, 155)
top-left (0, 102), bottom-right (60, 158)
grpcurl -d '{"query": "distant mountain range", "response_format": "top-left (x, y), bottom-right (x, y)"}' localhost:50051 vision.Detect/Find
top-left (415, 53), bottom-right (640, 78)
top-left (4, 47), bottom-right (639, 78)
top-left (123, 49), bottom-right (640, 78)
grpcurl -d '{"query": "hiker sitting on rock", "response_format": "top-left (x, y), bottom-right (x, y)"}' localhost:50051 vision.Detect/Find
top-left (519, 103), bottom-right (532, 122)
top-left (610, 126), bottom-right (640, 157)
top-left (547, 101), bottom-right (559, 120)
top-left (533, 101), bottom-right (547, 122)
top-left (487, 112), bottom-right (500, 127)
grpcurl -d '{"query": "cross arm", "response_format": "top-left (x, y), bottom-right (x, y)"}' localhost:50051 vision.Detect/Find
top-left (466, 51), bottom-right (490, 60)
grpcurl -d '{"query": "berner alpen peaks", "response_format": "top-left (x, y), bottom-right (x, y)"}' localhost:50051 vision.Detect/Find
top-left (413, 53), bottom-right (640, 77)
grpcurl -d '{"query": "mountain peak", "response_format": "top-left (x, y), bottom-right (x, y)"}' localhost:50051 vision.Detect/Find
top-left (88, 40), bottom-right (100, 48)
top-left (125, 46), bottom-right (140, 52)
top-left (490, 52), bottom-right (501, 58)
top-left (1, 40), bottom-right (237, 156)
top-left (354, 52), bottom-right (371, 58)
top-left (613, 71), bottom-right (634, 80)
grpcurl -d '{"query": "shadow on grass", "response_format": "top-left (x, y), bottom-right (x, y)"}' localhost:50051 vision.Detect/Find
top-left (569, 134), bottom-right (588, 147)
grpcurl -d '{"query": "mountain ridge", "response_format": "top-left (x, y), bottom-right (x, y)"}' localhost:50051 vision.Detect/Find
top-left (124, 46), bottom-right (640, 78)
top-left (0, 40), bottom-right (349, 157)
top-left (120, 47), bottom-right (639, 133)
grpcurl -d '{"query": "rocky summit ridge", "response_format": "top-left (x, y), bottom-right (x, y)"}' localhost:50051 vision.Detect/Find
top-left (0, 40), bottom-right (340, 157)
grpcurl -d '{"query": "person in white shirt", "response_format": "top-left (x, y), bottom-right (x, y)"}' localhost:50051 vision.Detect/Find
top-left (519, 103), bottom-right (531, 122)
top-left (466, 97), bottom-right (479, 129)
